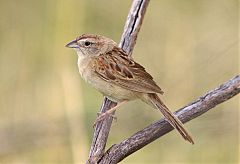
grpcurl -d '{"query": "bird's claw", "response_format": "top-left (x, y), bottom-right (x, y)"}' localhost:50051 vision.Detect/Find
top-left (93, 112), bottom-right (117, 128)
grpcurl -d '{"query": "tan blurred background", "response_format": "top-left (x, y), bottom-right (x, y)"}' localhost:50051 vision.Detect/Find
top-left (0, 0), bottom-right (239, 163)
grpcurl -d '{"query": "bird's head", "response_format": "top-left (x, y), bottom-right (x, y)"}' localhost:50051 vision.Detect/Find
top-left (66, 34), bottom-right (117, 57)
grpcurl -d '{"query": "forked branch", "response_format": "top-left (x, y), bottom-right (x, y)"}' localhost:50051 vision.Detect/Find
top-left (87, 0), bottom-right (239, 163)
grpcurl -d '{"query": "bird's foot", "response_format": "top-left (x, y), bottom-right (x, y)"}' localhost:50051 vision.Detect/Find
top-left (93, 112), bottom-right (117, 128)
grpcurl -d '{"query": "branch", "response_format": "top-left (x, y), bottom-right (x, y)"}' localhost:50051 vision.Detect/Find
top-left (87, 0), bottom-right (150, 163)
top-left (99, 75), bottom-right (240, 163)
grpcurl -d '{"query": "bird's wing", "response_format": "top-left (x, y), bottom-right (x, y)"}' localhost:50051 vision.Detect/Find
top-left (92, 47), bottom-right (164, 94)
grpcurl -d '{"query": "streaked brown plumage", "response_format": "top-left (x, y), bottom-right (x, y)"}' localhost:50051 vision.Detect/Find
top-left (66, 34), bottom-right (194, 144)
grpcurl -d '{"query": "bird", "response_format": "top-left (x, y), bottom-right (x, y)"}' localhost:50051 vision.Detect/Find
top-left (66, 34), bottom-right (194, 144)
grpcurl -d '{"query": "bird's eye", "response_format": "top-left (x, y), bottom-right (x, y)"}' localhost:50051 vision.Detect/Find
top-left (84, 41), bottom-right (91, 47)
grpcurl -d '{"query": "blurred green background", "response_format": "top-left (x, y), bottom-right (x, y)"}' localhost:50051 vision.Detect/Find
top-left (0, 0), bottom-right (238, 163)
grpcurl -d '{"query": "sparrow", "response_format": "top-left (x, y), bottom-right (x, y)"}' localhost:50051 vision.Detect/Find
top-left (66, 34), bottom-right (194, 144)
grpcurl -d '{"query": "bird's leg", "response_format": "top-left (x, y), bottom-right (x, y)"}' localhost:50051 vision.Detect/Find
top-left (93, 100), bottom-right (128, 127)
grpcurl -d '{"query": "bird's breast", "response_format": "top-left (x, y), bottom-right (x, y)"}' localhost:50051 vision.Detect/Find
top-left (77, 56), bottom-right (137, 102)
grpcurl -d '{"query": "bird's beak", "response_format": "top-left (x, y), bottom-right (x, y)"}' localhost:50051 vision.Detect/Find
top-left (65, 39), bottom-right (79, 48)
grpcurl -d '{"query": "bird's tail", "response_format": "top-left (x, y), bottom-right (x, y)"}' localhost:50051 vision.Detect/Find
top-left (146, 93), bottom-right (194, 144)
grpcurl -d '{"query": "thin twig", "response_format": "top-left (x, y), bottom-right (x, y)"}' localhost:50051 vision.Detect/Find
top-left (99, 75), bottom-right (240, 163)
top-left (87, 0), bottom-right (150, 163)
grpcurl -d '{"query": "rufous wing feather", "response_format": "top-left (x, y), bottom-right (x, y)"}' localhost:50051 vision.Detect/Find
top-left (93, 46), bottom-right (164, 94)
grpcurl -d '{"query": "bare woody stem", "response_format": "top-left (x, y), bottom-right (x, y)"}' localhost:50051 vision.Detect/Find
top-left (87, 0), bottom-right (239, 163)
top-left (87, 0), bottom-right (150, 163)
top-left (99, 75), bottom-right (240, 163)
